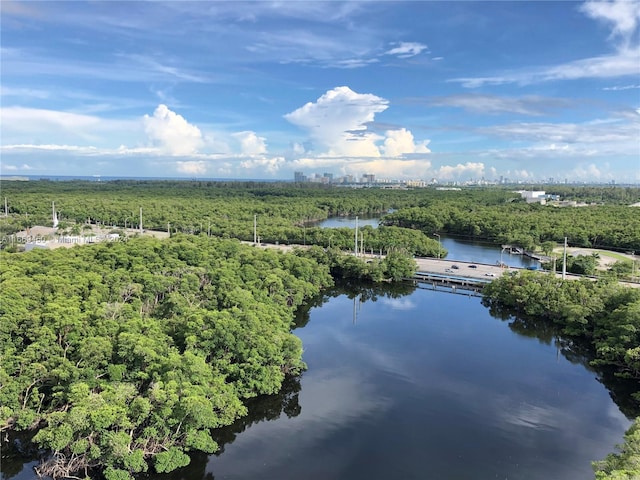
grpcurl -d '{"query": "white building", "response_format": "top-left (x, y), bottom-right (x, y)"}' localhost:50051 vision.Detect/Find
top-left (517, 190), bottom-right (546, 204)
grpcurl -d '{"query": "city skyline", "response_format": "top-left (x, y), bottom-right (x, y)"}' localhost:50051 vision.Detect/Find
top-left (1, 1), bottom-right (639, 182)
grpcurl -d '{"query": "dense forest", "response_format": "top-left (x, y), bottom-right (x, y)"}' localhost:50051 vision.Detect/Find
top-left (381, 199), bottom-right (640, 252)
top-left (1, 180), bottom-right (639, 479)
top-left (0, 233), bottom-right (417, 479)
top-left (2, 180), bottom-right (639, 253)
top-left (0, 236), bottom-right (334, 478)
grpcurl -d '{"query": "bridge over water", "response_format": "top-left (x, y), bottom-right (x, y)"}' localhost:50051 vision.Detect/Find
top-left (250, 243), bottom-right (639, 288)
top-left (413, 257), bottom-right (510, 281)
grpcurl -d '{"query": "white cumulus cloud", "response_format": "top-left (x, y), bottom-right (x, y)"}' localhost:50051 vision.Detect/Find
top-left (175, 160), bottom-right (207, 175)
top-left (437, 162), bottom-right (485, 180)
top-left (513, 169), bottom-right (534, 179)
top-left (239, 156), bottom-right (285, 174)
top-left (382, 128), bottom-right (431, 157)
top-left (284, 86), bottom-right (389, 157)
top-left (569, 162), bottom-right (609, 180)
top-left (284, 86), bottom-right (431, 163)
top-left (580, 0), bottom-right (640, 48)
top-left (143, 104), bottom-right (203, 155)
top-left (233, 131), bottom-right (268, 155)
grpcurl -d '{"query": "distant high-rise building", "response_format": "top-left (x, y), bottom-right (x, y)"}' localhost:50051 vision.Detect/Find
top-left (362, 174), bottom-right (375, 183)
top-left (294, 171), bottom-right (306, 182)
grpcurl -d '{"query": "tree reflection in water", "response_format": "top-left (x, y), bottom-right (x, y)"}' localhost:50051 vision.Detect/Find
top-left (211, 375), bottom-right (303, 457)
top-left (487, 302), bottom-right (640, 419)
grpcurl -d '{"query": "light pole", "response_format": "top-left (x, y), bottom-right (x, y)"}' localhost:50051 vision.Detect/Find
top-left (124, 217), bottom-right (131, 230)
top-left (433, 233), bottom-right (441, 259)
top-left (500, 245), bottom-right (509, 267)
top-left (354, 216), bottom-right (359, 256)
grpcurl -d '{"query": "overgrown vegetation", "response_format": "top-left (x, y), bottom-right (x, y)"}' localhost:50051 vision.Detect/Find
top-left (593, 417), bottom-right (640, 479)
top-left (0, 230), bottom-right (417, 478)
top-left (0, 236), bottom-right (334, 478)
top-left (382, 200), bottom-right (640, 252)
top-left (3, 181), bottom-right (639, 254)
top-left (1, 180), bottom-right (638, 478)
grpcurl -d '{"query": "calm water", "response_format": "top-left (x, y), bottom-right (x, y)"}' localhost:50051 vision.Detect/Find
top-left (2, 240), bottom-right (631, 480)
top-left (315, 216), bottom-right (381, 230)
top-left (197, 287), bottom-right (630, 480)
top-left (316, 216), bottom-right (537, 269)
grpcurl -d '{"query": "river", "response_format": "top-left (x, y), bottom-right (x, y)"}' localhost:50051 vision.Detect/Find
top-left (1, 235), bottom-right (633, 480)
top-left (199, 285), bottom-right (631, 480)
top-left (316, 215), bottom-right (537, 268)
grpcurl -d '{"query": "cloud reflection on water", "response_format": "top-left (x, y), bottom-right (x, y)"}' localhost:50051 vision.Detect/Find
top-left (206, 367), bottom-right (390, 479)
top-left (208, 288), bottom-right (632, 480)
top-left (379, 296), bottom-right (416, 311)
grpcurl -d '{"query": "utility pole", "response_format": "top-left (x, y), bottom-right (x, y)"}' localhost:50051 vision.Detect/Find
top-left (354, 216), bottom-right (359, 257)
top-left (139, 207), bottom-right (143, 233)
top-left (254, 214), bottom-right (257, 244)
top-left (433, 233), bottom-right (441, 259)
top-left (562, 237), bottom-right (567, 280)
top-left (4, 197), bottom-right (7, 217)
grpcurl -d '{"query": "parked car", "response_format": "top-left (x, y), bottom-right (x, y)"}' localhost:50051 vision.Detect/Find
top-left (485, 272), bottom-right (496, 277)
top-left (468, 265), bottom-right (477, 269)
top-left (451, 265), bottom-right (459, 269)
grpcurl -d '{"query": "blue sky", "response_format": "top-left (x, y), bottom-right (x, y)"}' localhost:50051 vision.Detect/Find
top-left (1, 0), bottom-right (639, 182)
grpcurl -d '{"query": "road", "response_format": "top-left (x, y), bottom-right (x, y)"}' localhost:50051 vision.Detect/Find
top-left (247, 241), bottom-right (640, 287)
top-left (414, 257), bottom-right (511, 280)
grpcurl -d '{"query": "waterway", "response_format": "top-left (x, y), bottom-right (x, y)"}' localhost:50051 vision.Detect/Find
top-left (200, 285), bottom-right (631, 480)
top-left (315, 215), bottom-right (381, 230)
top-left (315, 215), bottom-right (538, 269)
top-left (1, 238), bottom-right (632, 480)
